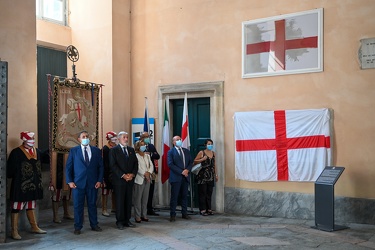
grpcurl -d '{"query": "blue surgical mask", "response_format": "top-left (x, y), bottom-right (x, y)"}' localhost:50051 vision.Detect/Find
top-left (176, 140), bottom-right (183, 147)
top-left (81, 138), bottom-right (90, 146)
top-left (140, 145), bottom-right (147, 152)
top-left (144, 138), bottom-right (150, 144)
top-left (207, 145), bottom-right (213, 151)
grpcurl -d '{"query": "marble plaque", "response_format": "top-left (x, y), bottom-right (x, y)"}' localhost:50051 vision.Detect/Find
top-left (359, 38), bottom-right (375, 69)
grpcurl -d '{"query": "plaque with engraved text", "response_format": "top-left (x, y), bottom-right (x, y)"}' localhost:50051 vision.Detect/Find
top-left (315, 166), bottom-right (345, 185)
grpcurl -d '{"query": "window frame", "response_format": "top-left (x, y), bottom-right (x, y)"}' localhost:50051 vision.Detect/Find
top-left (36, 0), bottom-right (68, 26)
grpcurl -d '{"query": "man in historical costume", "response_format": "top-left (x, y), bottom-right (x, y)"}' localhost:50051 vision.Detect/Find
top-left (101, 131), bottom-right (118, 216)
top-left (7, 131), bottom-right (48, 240)
top-left (50, 187), bottom-right (74, 224)
top-left (139, 132), bottom-right (160, 216)
top-left (50, 148), bottom-right (74, 224)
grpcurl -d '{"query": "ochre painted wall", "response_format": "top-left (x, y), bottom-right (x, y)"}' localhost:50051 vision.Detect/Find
top-left (129, 0), bottom-right (375, 199)
top-left (0, 0), bottom-right (37, 150)
top-left (2, 0), bottom-right (375, 201)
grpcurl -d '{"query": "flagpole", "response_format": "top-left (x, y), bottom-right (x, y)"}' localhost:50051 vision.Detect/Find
top-left (183, 92), bottom-right (195, 213)
top-left (144, 97), bottom-right (149, 133)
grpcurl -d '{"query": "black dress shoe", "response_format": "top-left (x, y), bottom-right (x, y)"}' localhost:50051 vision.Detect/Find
top-left (182, 214), bottom-right (192, 220)
top-left (141, 217), bottom-right (149, 222)
top-left (91, 226), bottom-right (102, 232)
top-left (124, 222), bottom-right (135, 227)
top-left (147, 210), bottom-right (159, 216)
top-left (74, 230), bottom-right (81, 235)
top-left (169, 216), bottom-right (176, 222)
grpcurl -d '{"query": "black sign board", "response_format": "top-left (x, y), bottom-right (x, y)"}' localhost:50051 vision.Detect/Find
top-left (315, 166), bottom-right (345, 185)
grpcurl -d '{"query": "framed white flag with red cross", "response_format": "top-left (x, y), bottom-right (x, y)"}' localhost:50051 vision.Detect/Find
top-left (242, 8), bottom-right (323, 78)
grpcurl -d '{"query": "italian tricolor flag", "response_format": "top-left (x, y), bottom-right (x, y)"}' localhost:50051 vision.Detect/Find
top-left (161, 98), bottom-right (171, 184)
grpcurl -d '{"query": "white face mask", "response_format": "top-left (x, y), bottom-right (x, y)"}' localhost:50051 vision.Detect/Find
top-left (140, 145), bottom-right (147, 152)
top-left (26, 140), bottom-right (35, 147)
top-left (176, 140), bottom-right (183, 147)
top-left (110, 138), bottom-right (118, 144)
top-left (81, 138), bottom-right (90, 146)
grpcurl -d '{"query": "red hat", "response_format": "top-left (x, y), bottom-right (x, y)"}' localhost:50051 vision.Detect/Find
top-left (106, 131), bottom-right (117, 141)
top-left (20, 131), bottom-right (35, 141)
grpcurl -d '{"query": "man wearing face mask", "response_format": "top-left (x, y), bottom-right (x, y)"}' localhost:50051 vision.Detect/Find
top-left (109, 131), bottom-right (138, 230)
top-left (66, 130), bottom-right (104, 235)
top-left (139, 131), bottom-right (160, 216)
top-left (167, 135), bottom-right (193, 222)
top-left (7, 131), bottom-right (48, 240)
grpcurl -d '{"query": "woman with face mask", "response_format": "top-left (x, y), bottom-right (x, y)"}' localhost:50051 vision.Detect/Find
top-left (133, 140), bottom-right (154, 223)
top-left (193, 139), bottom-right (218, 216)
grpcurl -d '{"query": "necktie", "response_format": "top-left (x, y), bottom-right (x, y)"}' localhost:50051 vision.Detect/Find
top-left (123, 147), bottom-right (128, 158)
top-left (178, 148), bottom-right (185, 168)
top-left (84, 146), bottom-right (89, 165)
top-left (28, 148), bottom-right (34, 156)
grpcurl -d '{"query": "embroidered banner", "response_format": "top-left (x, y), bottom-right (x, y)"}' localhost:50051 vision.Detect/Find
top-left (50, 77), bottom-right (100, 190)
top-left (52, 77), bottom-right (100, 152)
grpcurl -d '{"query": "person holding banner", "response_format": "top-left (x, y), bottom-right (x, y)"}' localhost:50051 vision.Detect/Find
top-left (167, 135), bottom-right (193, 222)
top-left (101, 131), bottom-right (118, 216)
top-left (193, 139), bottom-right (218, 216)
top-left (139, 131), bottom-right (160, 216)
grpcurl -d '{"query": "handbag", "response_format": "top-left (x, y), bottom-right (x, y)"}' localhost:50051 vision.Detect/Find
top-left (191, 163), bottom-right (202, 175)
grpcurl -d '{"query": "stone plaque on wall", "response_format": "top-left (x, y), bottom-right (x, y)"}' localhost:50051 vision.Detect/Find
top-left (359, 38), bottom-right (375, 69)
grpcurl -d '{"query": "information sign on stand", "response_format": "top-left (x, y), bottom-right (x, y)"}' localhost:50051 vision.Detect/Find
top-left (312, 166), bottom-right (349, 232)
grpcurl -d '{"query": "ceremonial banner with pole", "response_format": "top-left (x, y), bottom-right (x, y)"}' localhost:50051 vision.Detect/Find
top-left (50, 77), bottom-right (100, 191)
top-left (49, 45), bottom-right (102, 192)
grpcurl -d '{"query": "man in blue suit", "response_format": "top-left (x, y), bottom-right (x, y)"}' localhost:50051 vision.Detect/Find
top-left (167, 135), bottom-right (193, 222)
top-left (66, 130), bottom-right (104, 235)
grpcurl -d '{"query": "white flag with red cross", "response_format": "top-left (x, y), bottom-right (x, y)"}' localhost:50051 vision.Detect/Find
top-left (242, 8), bottom-right (323, 77)
top-left (234, 108), bottom-right (332, 182)
top-left (181, 92), bottom-right (190, 149)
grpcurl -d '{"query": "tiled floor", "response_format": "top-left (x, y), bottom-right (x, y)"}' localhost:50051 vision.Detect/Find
top-left (1, 208), bottom-right (375, 249)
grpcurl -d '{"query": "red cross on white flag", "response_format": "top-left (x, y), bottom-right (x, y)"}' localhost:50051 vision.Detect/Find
top-left (234, 108), bottom-right (332, 182)
top-left (243, 9), bottom-right (322, 77)
top-left (75, 103), bottom-right (82, 121)
top-left (181, 93), bottom-right (190, 149)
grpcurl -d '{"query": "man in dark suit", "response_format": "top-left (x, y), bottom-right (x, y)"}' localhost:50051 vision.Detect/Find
top-left (66, 130), bottom-right (104, 235)
top-left (109, 131), bottom-right (138, 229)
top-left (167, 135), bottom-right (193, 222)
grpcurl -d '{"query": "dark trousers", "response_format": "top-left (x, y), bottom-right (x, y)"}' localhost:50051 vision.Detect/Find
top-left (113, 181), bottom-right (133, 226)
top-left (72, 187), bottom-right (98, 230)
top-left (198, 183), bottom-right (214, 211)
top-left (170, 178), bottom-right (189, 217)
top-left (147, 180), bottom-right (155, 212)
